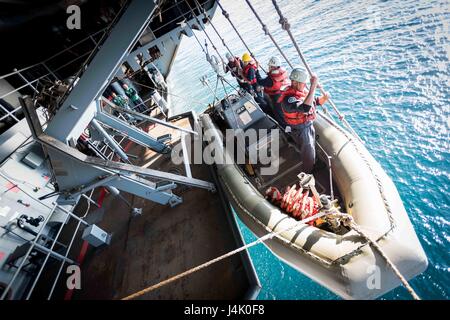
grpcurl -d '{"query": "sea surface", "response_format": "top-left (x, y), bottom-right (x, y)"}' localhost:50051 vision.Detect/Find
top-left (168, 0), bottom-right (450, 299)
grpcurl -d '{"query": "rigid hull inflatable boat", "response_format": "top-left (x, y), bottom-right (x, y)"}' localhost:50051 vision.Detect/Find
top-left (200, 93), bottom-right (428, 300)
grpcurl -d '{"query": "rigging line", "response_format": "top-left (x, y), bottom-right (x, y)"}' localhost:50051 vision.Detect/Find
top-left (182, 0), bottom-right (227, 67)
top-left (121, 209), bottom-right (330, 300)
top-left (217, 75), bottom-right (251, 167)
top-left (242, 0), bottom-right (331, 119)
top-left (270, 0), bottom-right (364, 144)
top-left (216, 0), bottom-right (267, 74)
top-left (244, 0), bottom-right (293, 69)
top-left (350, 222), bottom-right (421, 300)
top-left (219, 77), bottom-right (232, 111)
top-left (176, 1), bottom-right (234, 83)
top-left (219, 74), bottom-right (241, 93)
top-left (218, 76), bottom-right (246, 144)
top-left (186, 18), bottom-right (208, 55)
top-left (128, 79), bottom-right (209, 105)
top-left (149, 0), bottom-right (211, 38)
top-left (193, 0), bottom-right (235, 58)
top-left (173, 1), bottom-right (208, 56)
top-left (175, 2), bottom-right (224, 81)
top-left (58, 1), bottom-right (131, 106)
top-left (211, 76), bottom-right (220, 106)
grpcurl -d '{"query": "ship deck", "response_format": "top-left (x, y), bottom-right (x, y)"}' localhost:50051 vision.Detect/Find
top-left (33, 111), bottom-right (259, 300)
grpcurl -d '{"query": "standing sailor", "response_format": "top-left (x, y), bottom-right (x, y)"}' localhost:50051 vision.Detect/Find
top-left (257, 56), bottom-right (290, 126)
top-left (240, 52), bottom-right (258, 94)
top-left (122, 83), bottom-right (145, 112)
top-left (224, 52), bottom-right (245, 89)
top-left (278, 68), bottom-right (330, 172)
top-left (111, 91), bottom-right (129, 109)
top-left (241, 52), bottom-right (270, 113)
top-left (111, 91), bottom-right (134, 121)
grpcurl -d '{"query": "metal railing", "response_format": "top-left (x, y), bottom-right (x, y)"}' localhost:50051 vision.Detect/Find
top-left (0, 29), bottom-right (107, 125)
top-left (0, 192), bottom-right (97, 300)
top-left (0, 0), bottom-right (215, 128)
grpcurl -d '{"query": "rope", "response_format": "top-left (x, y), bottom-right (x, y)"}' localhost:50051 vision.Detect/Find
top-left (318, 112), bottom-right (396, 240)
top-left (244, 0), bottom-right (293, 69)
top-left (120, 205), bottom-right (418, 300)
top-left (239, 0), bottom-right (396, 259)
top-left (216, 0), bottom-right (266, 74)
top-left (349, 221), bottom-right (421, 300)
top-left (219, 74), bottom-right (241, 93)
top-left (218, 74), bottom-right (246, 138)
top-left (183, 0), bottom-right (227, 67)
top-left (129, 79), bottom-right (208, 105)
top-left (121, 210), bottom-right (329, 300)
top-left (270, 0), bottom-right (364, 144)
top-left (242, 0), bottom-right (333, 118)
top-left (211, 76), bottom-right (220, 105)
top-left (193, 0), bottom-right (235, 59)
top-left (58, 2), bottom-right (128, 106)
top-left (177, 1), bottom-right (243, 98)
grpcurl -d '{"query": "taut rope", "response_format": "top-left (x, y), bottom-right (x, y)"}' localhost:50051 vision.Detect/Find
top-left (269, 0), bottom-right (364, 143)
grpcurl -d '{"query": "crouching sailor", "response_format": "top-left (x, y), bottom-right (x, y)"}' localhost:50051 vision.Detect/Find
top-left (278, 68), bottom-right (330, 173)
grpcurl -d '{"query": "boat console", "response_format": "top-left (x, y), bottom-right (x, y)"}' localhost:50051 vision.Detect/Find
top-left (212, 92), bottom-right (283, 167)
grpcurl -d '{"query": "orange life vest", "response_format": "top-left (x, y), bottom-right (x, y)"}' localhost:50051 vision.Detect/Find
top-left (228, 57), bottom-right (243, 80)
top-left (278, 86), bottom-right (316, 126)
top-left (243, 63), bottom-right (257, 84)
top-left (264, 68), bottom-right (289, 96)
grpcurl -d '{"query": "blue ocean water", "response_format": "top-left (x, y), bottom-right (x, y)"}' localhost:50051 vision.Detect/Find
top-left (168, 0), bottom-right (450, 299)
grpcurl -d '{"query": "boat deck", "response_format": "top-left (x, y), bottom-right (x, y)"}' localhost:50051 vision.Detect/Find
top-left (32, 112), bottom-right (259, 300)
top-left (250, 139), bottom-right (340, 201)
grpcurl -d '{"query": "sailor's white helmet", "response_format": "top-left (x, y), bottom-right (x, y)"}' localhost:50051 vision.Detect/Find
top-left (290, 67), bottom-right (309, 83)
top-left (268, 56), bottom-right (281, 68)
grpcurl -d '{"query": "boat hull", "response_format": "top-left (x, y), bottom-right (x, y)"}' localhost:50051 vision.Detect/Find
top-left (201, 113), bottom-right (428, 300)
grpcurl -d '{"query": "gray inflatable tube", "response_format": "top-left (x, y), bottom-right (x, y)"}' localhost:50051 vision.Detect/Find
top-left (200, 113), bottom-right (427, 300)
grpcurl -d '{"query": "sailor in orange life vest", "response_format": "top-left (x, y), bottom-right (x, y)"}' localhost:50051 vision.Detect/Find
top-left (256, 56), bottom-right (290, 126)
top-left (278, 68), bottom-right (330, 173)
top-left (240, 52), bottom-right (270, 114)
top-left (240, 52), bottom-right (258, 93)
top-left (224, 53), bottom-right (245, 89)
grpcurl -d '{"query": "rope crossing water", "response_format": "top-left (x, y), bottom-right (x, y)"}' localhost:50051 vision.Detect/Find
top-left (269, 0), bottom-right (364, 144)
top-left (118, 1), bottom-right (420, 301)
top-left (121, 210), bottom-right (329, 300)
top-left (350, 222), bottom-right (421, 300)
top-left (216, 0), bottom-right (266, 74)
top-left (193, 0), bottom-right (234, 59)
top-left (244, 0), bottom-right (293, 69)
top-left (121, 210), bottom-right (420, 300)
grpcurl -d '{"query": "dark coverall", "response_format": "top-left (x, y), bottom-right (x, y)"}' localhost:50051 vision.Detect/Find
top-left (225, 58), bottom-right (246, 90)
top-left (242, 67), bottom-right (269, 114)
top-left (279, 95), bottom-right (322, 173)
top-left (256, 72), bottom-right (285, 126)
